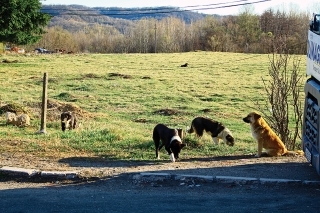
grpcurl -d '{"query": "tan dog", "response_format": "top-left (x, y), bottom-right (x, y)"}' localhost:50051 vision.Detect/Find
top-left (243, 111), bottom-right (302, 157)
top-left (5, 112), bottom-right (30, 127)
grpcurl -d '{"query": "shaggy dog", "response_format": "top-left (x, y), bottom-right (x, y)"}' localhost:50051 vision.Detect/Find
top-left (6, 112), bottom-right (30, 127)
top-left (153, 124), bottom-right (186, 162)
top-left (60, 111), bottom-right (77, 131)
top-left (187, 117), bottom-right (234, 146)
top-left (5, 112), bottom-right (17, 125)
top-left (243, 111), bottom-right (303, 157)
top-left (15, 114), bottom-right (30, 127)
top-left (180, 63), bottom-right (188, 67)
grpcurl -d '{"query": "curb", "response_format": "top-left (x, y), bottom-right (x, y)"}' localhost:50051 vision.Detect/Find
top-left (41, 170), bottom-right (79, 179)
top-left (0, 166), bottom-right (79, 179)
top-left (0, 166), bottom-right (40, 177)
top-left (133, 172), bottom-right (320, 186)
top-left (1, 167), bottom-right (320, 186)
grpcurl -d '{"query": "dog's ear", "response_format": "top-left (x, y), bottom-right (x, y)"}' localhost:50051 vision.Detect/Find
top-left (177, 128), bottom-right (184, 139)
top-left (254, 113), bottom-right (261, 120)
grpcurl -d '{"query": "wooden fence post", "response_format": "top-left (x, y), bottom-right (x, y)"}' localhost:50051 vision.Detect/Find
top-left (38, 72), bottom-right (48, 134)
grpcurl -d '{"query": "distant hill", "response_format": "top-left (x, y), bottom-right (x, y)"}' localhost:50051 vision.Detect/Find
top-left (41, 5), bottom-right (212, 32)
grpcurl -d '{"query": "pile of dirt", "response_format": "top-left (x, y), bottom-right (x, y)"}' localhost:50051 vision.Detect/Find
top-left (45, 99), bottom-right (92, 121)
top-left (1, 100), bottom-right (92, 122)
top-left (0, 103), bottom-right (30, 115)
top-left (108, 72), bottom-right (132, 79)
top-left (153, 108), bottom-right (181, 116)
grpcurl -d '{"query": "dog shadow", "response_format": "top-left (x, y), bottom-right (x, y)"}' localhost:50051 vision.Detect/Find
top-left (179, 154), bottom-right (255, 162)
top-left (58, 154), bottom-right (256, 168)
top-left (58, 156), bottom-right (165, 168)
top-left (58, 154), bottom-right (247, 168)
top-left (57, 155), bottom-right (320, 182)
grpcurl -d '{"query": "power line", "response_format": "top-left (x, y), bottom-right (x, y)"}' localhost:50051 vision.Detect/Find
top-left (42, 0), bottom-right (270, 17)
top-left (172, 0), bottom-right (268, 10)
top-left (41, 0), bottom-right (259, 12)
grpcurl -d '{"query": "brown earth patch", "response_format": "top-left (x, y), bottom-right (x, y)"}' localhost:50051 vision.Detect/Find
top-left (108, 73), bottom-right (132, 79)
top-left (153, 108), bottom-right (181, 116)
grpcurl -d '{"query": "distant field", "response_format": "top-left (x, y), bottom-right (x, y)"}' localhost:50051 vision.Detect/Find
top-left (0, 52), bottom-right (307, 161)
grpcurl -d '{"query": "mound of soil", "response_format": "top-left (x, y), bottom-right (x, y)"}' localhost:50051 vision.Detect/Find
top-left (0, 103), bottom-right (29, 115)
top-left (45, 99), bottom-right (91, 121)
top-left (1, 99), bottom-right (92, 122)
top-left (108, 73), bottom-right (132, 79)
top-left (153, 108), bottom-right (181, 116)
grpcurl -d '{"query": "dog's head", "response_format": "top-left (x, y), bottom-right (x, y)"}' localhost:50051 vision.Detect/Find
top-left (170, 140), bottom-right (186, 160)
top-left (225, 134), bottom-right (234, 146)
top-left (243, 112), bottom-right (261, 124)
top-left (5, 112), bottom-right (17, 124)
top-left (61, 112), bottom-right (72, 131)
top-left (220, 128), bottom-right (234, 146)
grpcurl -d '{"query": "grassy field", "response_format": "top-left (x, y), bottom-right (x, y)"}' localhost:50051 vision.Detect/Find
top-left (0, 52), bottom-right (307, 161)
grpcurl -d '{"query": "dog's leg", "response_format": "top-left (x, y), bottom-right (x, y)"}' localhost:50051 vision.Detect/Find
top-left (165, 146), bottom-right (175, 162)
top-left (68, 120), bottom-right (73, 130)
top-left (266, 149), bottom-right (283, 157)
top-left (153, 131), bottom-right (161, 159)
top-left (156, 143), bottom-right (165, 160)
top-left (255, 142), bottom-right (263, 157)
top-left (165, 146), bottom-right (172, 155)
top-left (155, 146), bottom-right (160, 160)
top-left (72, 117), bottom-right (77, 129)
top-left (212, 137), bottom-right (219, 145)
top-left (155, 142), bottom-right (161, 160)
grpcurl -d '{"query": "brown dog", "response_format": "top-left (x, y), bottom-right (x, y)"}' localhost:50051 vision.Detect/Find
top-left (243, 111), bottom-right (302, 157)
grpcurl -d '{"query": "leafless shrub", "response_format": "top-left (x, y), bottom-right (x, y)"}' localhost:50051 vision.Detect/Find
top-left (253, 50), bottom-right (304, 150)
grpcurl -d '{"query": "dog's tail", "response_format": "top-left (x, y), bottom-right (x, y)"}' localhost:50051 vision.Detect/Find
top-left (284, 150), bottom-right (304, 156)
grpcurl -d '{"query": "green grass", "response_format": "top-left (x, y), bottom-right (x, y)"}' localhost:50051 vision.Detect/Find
top-left (0, 52), bottom-right (307, 161)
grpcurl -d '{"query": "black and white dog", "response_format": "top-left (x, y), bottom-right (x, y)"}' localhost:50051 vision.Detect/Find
top-left (187, 117), bottom-right (234, 146)
top-left (180, 63), bottom-right (188, 67)
top-left (153, 124), bottom-right (186, 162)
top-left (60, 111), bottom-right (77, 131)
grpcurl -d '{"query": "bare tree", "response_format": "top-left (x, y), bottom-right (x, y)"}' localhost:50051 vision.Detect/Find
top-left (32, 26), bottom-right (79, 52)
top-left (254, 49), bottom-right (304, 150)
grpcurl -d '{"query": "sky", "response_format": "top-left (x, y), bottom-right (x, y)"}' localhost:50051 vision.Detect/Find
top-left (41, 0), bottom-right (320, 15)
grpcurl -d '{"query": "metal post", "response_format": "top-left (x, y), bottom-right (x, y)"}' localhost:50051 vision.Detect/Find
top-left (38, 72), bottom-right (48, 134)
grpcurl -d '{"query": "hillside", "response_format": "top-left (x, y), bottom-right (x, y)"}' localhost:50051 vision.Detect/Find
top-left (41, 5), bottom-right (210, 32)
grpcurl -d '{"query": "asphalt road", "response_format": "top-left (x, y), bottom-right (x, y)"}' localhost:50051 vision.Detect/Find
top-left (0, 174), bottom-right (320, 213)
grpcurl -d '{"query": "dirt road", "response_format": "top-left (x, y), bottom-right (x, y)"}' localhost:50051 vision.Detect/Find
top-left (1, 152), bottom-right (319, 182)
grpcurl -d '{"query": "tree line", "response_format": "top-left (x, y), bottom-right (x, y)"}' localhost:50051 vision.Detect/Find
top-left (29, 8), bottom-right (311, 54)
